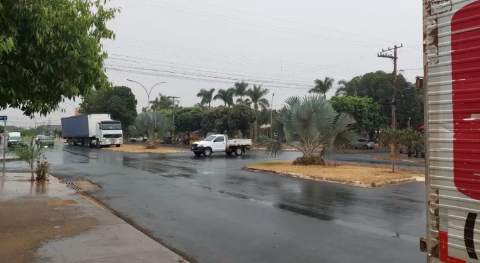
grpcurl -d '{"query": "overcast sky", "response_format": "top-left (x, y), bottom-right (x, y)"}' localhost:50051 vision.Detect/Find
top-left (1, 0), bottom-right (423, 128)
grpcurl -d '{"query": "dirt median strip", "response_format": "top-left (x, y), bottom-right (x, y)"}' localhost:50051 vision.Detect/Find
top-left (246, 161), bottom-right (424, 188)
top-left (102, 144), bottom-right (187, 153)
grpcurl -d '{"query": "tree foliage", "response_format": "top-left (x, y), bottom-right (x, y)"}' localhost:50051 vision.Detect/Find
top-left (175, 107), bottom-right (205, 133)
top-left (0, 0), bottom-right (119, 116)
top-left (130, 112), bottom-right (172, 147)
top-left (329, 96), bottom-right (385, 140)
top-left (7, 139), bottom-right (45, 180)
top-left (247, 85), bottom-right (270, 141)
top-left (233, 81), bottom-right (249, 103)
top-left (258, 96), bottom-right (356, 164)
top-left (214, 89), bottom-right (235, 107)
top-left (150, 93), bottom-right (175, 111)
top-left (79, 86), bottom-right (138, 132)
top-left (309, 77), bottom-right (335, 98)
top-left (201, 105), bottom-right (255, 136)
top-left (196, 88), bottom-right (215, 108)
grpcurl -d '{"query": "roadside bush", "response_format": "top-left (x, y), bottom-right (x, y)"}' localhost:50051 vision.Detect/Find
top-left (35, 156), bottom-right (50, 181)
top-left (293, 155), bottom-right (325, 166)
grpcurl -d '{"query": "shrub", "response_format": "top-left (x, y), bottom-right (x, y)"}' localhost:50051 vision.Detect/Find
top-left (293, 155), bottom-right (326, 166)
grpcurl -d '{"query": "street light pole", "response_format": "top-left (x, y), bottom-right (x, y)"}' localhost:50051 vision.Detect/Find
top-left (270, 93), bottom-right (274, 138)
top-left (127, 79), bottom-right (167, 110)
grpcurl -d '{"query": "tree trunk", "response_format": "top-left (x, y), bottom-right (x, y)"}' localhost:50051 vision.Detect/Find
top-left (254, 104), bottom-right (259, 142)
top-left (30, 165), bottom-right (35, 181)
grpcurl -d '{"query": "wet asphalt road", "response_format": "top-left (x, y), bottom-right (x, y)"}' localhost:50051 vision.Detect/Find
top-left (6, 144), bottom-right (426, 263)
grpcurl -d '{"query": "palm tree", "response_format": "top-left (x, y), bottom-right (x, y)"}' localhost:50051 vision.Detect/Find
top-left (335, 79), bottom-right (349, 96)
top-left (214, 88), bottom-right (235, 106)
top-left (196, 88), bottom-right (215, 108)
top-left (257, 95), bottom-right (355, 163)
top-left (7, 139), bottom-right (45, 181)
top-left (309, 77), bottom-right (335, 98)
top-left (130, 112), bottom-right (172, 148)
top-left (247, 85), bottom-right (270, 141)
top-left (233, 81), bottom-right (249, 103)
top-left (150, 93), bottom-right (174, 111)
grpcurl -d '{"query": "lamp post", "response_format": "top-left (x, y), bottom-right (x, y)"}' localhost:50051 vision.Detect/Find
top-left (270, 93), bottom-right (275, 138)
top-left (127, 79), bottom-right (167, 109)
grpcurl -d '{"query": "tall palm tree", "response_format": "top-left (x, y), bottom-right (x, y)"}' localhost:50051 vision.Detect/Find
top-left (257, 95), bottom-right (355, 162)
top-left (214, 88), bottom-right (235, 107)
top-left (233, 81), bottom-right (249, 103)
top-left (309, 77), bottom-right (335, 98)
top-left (335, 79), bottom-right (349, 96)
top-left (247, 85), bottom-right (270, 141)
top-left (196, 88), bottom-right (215, 108)
top-left (149, 93), bottom-right (174, 111)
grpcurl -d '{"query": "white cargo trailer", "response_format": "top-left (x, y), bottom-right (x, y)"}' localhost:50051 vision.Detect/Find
top-left (61, 114), bottom-right (123, 148)
top-left (421, 1), bottom-right (480, 262)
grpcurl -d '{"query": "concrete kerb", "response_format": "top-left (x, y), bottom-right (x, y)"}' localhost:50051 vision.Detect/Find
top-left (245, 166), bottom-right (424, 188)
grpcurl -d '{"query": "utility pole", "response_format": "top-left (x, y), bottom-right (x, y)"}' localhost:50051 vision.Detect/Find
top-left (168, 96), bottom-right (180, 143)
top-left (378, 44), bottom-right (403, 130)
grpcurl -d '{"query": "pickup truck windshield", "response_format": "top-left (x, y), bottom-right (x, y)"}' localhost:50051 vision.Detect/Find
top-left (203, 136), bottom-right (216, 142)
top-left (101, 122), bottom-right (122, 130)
top-left (9, 136), bottom-right (21, 141)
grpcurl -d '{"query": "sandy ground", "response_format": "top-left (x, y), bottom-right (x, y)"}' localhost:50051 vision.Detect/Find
top-left (248, 161), bottom-right (424, 183)
top-left (102, 144), bottom-right (186, 153)
top-left (374, 155), bottom-right (425, 163)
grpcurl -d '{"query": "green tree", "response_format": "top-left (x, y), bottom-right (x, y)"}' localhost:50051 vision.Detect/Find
top-left (329, 96), bottom-right (385, 140)
top-left (202, 107), bottom-right (231, 134)
top-left (309, 77), bottom-right (335, 98)
top-left (214, 89), bottom-right (235, 107)
top-left (53, 129), bottom-right (62, 138)
top-left (7, 139), bottom-right (45, 181)
top-left (196, 88), bottom-right (216, 108)
top-left (150, 93), bottom-right (175, 111)
top-left (129, 112), bottom-right (172, 148)
top-left (233, 81), bottom-right (249, 103)
top-left (379, 129), bottom-right (405, 172)
top-left (175, 107), bottom-right (205, 133)
top-left (0, 0), bottom-right (119, 116)
top-left (247, 85), bottom-right (270, 141)
top-left (79, 86), bottom-right (138, 132)
top-left (228, 104), bottom-right (256, 137)
top-left (258, 96), bottom-right (355, 164)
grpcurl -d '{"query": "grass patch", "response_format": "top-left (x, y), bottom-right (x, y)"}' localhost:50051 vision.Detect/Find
top-left (248, 161), bottom-right (423, 184)
top-left (374, 155), bottom-right (425, 163)
top-left (102, 144), bottom-right (185, 153)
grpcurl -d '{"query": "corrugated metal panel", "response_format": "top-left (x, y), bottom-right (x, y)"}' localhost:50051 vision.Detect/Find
top-left (425, 0), bottom-right (480, 262)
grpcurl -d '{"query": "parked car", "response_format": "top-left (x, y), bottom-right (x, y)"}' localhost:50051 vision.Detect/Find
top-left (399, 145), bottom-right (409, 154)
top-left (351, 138), bottom-right (375, 149)
top-left (129, 136), bottom-right (148, 142)
top-left (36, 135), bottom-right (54, 148)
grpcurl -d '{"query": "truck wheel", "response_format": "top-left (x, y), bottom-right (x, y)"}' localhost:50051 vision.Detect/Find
top-left (116, 144), bottom-right (120, 148)
top-left (194, 152), bottom-right (202, 157)
top-left (234, 147), bottom-right (243, 156)
top-left (203, 148), bottom-right (212, 157)
top-left (96, 140), bottom-right (101, 149)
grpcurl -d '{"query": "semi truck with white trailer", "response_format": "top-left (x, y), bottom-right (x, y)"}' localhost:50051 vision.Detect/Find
top-left (61, 114), bottom-right (123, 148)
top-left (191, 134), bottom-right (252, 157)
top-left (420, 1), bottom-right (480, 262)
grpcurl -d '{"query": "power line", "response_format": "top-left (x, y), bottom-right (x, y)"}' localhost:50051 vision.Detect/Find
top-left (178, 0), bottom-right (404, 46)
top-left (119, 0), bottom-right (386, 49)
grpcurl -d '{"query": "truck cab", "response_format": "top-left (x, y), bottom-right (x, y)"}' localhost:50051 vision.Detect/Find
top-left (95, 120), bottom-right (123, 147)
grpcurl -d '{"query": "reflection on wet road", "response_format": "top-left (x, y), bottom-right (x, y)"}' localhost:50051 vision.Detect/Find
top-left (6, 144), bottom-right (425, 263)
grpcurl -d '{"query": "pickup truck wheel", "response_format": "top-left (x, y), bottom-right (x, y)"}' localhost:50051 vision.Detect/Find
top-left (194, 152), bottom-right (202, 157)
top-left (226, 152), bottom-right (233, 156)
top-left (116, 144), bottom-right (120, 148)
top-left (203, 148), bottom-right (212, 157)
top-left (234, 147), bottom-right (243, 156)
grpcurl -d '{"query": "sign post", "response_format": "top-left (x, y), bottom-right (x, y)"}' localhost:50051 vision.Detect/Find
top-left (0, 116), bottom-right (7, 176)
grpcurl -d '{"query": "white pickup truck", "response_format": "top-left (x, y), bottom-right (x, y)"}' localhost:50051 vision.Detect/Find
top-left (191, 134), bottom-right (252, 157)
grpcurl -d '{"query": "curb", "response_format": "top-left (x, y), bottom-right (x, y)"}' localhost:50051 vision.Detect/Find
top-left (246, 167), bottom-right (423, 188)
